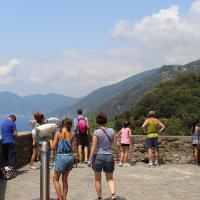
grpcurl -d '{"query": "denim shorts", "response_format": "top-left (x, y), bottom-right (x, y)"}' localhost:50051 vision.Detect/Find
top-left (146, 137), bottom-right (158, 149)
top-left (92, 154), bottom-right (115, 173)
top-left (54, 154), bottom-right (74, 172)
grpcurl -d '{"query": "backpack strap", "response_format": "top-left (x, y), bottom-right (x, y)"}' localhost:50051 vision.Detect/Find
top-left (101, 129), bottom-right (112, 144)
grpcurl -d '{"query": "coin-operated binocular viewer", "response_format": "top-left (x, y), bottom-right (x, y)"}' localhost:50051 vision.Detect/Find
top-left (46, 118), bottom-right (60, 168)
top-left (47, 117), bottom-right (60, 126)
top-left (32, 123), bottom-right (57, 200)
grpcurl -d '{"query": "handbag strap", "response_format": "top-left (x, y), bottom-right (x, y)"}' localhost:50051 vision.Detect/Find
top-left (101, 128), bottom-right (112, 144)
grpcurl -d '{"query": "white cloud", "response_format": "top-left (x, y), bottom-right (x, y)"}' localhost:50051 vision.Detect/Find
top-left (30, 76), bottom-right (44, 83)
top-left (190, 0), bottom-right (200, 14)
top-left (1, 1), bottom-right (200, 97)
top-left (0, 59), bottom-right (20, 77)
top-left (110, 1), bottom-right (200, 65)
top-left (0, 59), bottom-right (20, 85)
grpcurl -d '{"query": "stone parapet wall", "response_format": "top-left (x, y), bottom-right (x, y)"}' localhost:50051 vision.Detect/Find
top-left (115, 135), bottom-right (193, 164)
top-left (0, 132), bottom-right (32, 168)
top-left (0, 134), bottom-right (194, 168)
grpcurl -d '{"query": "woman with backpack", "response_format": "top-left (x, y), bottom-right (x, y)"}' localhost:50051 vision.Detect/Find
top-left (50, 118), bottom-right (74, 200)
top-left (88, 113), bottom-right (117, 200)
top-left (191, 120), bottom-right (200, 165)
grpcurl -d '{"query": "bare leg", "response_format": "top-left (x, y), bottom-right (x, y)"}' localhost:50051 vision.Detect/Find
top-left (78, 145), bottom-right (83, 162)
top-left (105, 173), bottom-right (116, 198)
top-left (30, 143), bottom-right (38, 169)
top-left (30, 147), bottom-right (37, 165)
top-left (84, 146), bottom-right (88, 161)
top-left (148, 148), bottom-right (153, 161)
top-left (120, 146), bottom-right (125, 164)
top-left (94, 172), bottom-right (102, 198)
top-left (53, 171), bottom-right (62, 200)
top-left (62, 171), bottom-right (70, 200)
top-left (198, 148), bottom-right (200, 165)
top-left (155, 148), bottom-right (159, 161)
top-left (194, 146), bottom-right (198, 164)
top-left (116, 146), bottom-right (120, 162)
top-left (124, 146), bottom-right (130, 163)
top-left (37, 148), bottom-right (40, 161)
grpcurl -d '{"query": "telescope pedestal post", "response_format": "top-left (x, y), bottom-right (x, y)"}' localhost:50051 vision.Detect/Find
top-left (39, 141), bottom-right (50, 200)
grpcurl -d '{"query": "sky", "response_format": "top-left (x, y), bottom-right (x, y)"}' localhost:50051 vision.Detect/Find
top-left (0, 0), bottom-right (200, 98)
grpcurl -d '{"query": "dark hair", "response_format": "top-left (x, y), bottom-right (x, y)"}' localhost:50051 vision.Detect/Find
top-left (37, 114), bottom-right (45, 125)
top-left (77, 109), bottom-right (83, 115)
top-left (9, 115), bottom-right (16, 121)
top-left (60, 117), bottom-right (72, 132)
top-left (124, 121), bottom-right (130, 128)
top-left (192, 120), bottom-right (200, 133)
top-left (34, 112), bottom-right (40, 120)
top-left (96, 113), bottom-right (107, 125)
top-left (148, 111), bottom-right (156, 118)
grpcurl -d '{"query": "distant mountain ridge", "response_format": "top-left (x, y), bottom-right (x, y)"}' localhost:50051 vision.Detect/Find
top-left (3, 59), bottom-right (200, 118)
top-left (54, 59), bottom-right (200, 118)
top-left (0, 92), bottom-right (78, 115)
top-left (53, 68), bottom-right (159, 116)
top-left (98, 59), bottom-right (200, 117)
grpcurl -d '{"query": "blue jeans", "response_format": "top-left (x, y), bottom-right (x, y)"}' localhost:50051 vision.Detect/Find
top-left (2, 143), bottom-right (16, 168)
top-left (54, 154), bottom-right (74, 172)
top-left (92, 154), bottom-right (115, 173)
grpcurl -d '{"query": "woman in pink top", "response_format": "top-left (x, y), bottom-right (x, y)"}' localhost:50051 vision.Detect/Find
top-left (118, 121), bottom-right (132, 167)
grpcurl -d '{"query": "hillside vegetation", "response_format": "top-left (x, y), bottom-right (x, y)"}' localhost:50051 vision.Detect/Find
top-left (99, 59), bottom-right (200, 117)
top-left (114, 72), bottom-right (200, 136)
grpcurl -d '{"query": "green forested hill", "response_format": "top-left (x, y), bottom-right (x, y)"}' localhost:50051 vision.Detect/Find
top-left (114, 72), bottom-right (200, 136)
top-left (99, 59), bottom-right (200, 117)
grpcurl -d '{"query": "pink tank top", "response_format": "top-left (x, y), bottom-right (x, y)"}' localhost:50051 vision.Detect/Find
top-left (121, 128), bottom-right (131, 144)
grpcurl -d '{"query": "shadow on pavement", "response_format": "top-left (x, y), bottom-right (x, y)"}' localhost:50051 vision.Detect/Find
top-left (31, 198), bottom-right (57, 200)
top-left (104, 196), bottom-right (127, 200)
top-left (0, 179), bottom-right (7, 200)
top-left (16, 169), bottom-right (29, 176)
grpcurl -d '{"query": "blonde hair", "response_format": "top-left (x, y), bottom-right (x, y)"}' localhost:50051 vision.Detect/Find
top-left (148, 111), bottom-right (156, 118)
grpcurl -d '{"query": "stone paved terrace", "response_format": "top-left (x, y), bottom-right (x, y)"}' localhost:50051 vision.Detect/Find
top-left (0, 163), bottom-right (200, 200)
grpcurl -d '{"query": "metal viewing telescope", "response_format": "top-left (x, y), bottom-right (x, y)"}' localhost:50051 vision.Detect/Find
top-left (33, 123), bottom-right (57, 200)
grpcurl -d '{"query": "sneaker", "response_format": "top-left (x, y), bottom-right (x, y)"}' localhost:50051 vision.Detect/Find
top-left (118, 162), bottom-right (123, 167)
top-left (84, 160), bottom-right (89, 164)
top-left (112, 194), bottom-right (117, 200)
top-left (148, 161), bottom-right (154, 168)
top-left (154, 160), bottom-right (159, 167)
top-left (123, 163), bottom-right (131, 167)
top-left (29, 164), bottom-right (37, 170)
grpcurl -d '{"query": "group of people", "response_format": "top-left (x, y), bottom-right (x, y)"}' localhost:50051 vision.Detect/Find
top-left (48, 111), bottom-right (117, 200)
top-left (0, 109), bottom-right (200, 200)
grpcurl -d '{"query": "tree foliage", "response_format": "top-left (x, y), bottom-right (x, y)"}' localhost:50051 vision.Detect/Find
top-left (114, 72), bottom-right (200, 136)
